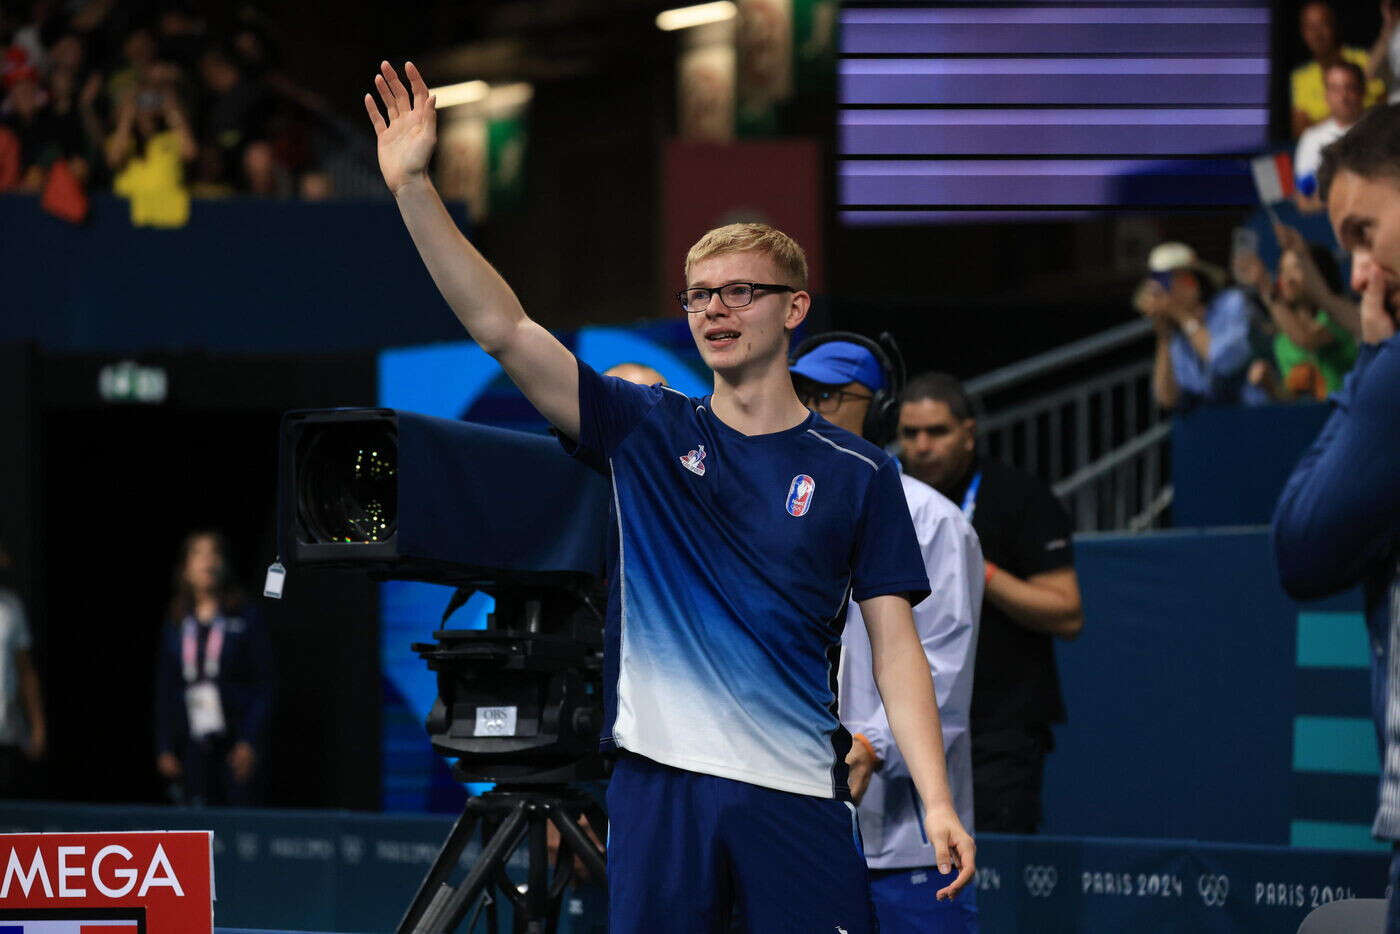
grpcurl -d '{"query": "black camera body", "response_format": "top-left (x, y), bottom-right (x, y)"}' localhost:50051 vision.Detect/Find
top-left (278, 407), bottom-right (612, 782)
top-left (278, 407), bottom-right (609, 587)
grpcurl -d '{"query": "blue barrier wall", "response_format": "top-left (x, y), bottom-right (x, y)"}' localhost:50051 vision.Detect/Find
top-left (1172, 403), bottom-right (1332, 528)
top-left (0, 803), bottom-right (1383, 933)
top-left (1, 194), bottom-right (467, 353)
top-left (1045, 528), bottom-right (1373, 850)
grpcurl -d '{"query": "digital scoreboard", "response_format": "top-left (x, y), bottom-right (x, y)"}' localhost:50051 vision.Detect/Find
top-left (838, 1), bottom-right (1273, 222)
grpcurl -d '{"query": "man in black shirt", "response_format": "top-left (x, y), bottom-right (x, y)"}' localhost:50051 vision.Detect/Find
top-left (898, 373), bottom-right (1084, 834)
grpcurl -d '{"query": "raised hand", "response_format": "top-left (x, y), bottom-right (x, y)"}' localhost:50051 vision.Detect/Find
top-left (1360, 265), bottom-right (1399, 344)
top-left (1274, 223), bottom-right (1333, 303)
top-left (364, 61), bottom-right (437, 195)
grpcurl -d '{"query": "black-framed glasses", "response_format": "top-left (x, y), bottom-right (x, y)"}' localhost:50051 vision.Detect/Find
top-left (795, 383), bottom-right (873, 415)
top-left (676, 282), bottom-right (796, 314)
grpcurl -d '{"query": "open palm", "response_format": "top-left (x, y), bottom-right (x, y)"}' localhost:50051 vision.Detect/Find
top-left (364, 61), bottom-right (437, 194)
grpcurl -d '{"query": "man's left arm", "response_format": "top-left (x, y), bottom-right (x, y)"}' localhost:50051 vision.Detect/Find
top-left (985, 566), bottom-right (1083, 639)
top-left (1178, 290), bottom-right (1254, 383)
top-left (860, 593), bottom-right (975, 901)
top-left (987, 483), bottom-right (1083, 640)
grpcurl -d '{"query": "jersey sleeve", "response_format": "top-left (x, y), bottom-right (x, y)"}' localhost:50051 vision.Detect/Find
top-left (849, 459), bottom-right (931, 604)
top-left (1013, 481), bottom-right (1075, 577)
top-left (558, 358), bottom-right (664, 467)
top-left (838, 602), bottom-right (892, 764)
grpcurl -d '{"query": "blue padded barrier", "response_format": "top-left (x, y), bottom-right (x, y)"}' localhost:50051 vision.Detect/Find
top-left (1045, 528), bottom-right (1371, 847)
top-left (0, 803), bottom-right (1383, 933)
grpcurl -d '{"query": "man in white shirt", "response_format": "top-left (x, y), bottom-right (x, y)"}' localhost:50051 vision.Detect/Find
top-left (791, 336), bottom-right (983, 933)
top-left (1296, 60), bottom-right (1368, 212)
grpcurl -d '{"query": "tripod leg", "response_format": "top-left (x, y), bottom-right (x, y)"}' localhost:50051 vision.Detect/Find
top-left (549, 808), bottom-right (607, 884)
top-left (523, 805), bottom-right (550, 933)
top-left (397, 804), bottom-right (483, 934)
top-left (439, 803), bottom-right (531, 933)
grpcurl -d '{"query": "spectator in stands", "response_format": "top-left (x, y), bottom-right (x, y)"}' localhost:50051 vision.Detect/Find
top-left (297, 168), bottom-right (332, 200)
top-left (5, 2), bottom-right (50, 75)
top-left (1296, 61), bottom-right (1369, 212)
top-left (1273, 102), bottom-right (1400, 932)
top-left (1, 5), bottom-right (347, 204)
top-left (0, 532), bottom-right (47, 797)
top-left (898, 373), bottom-right (1082, 836)
top-left (791, 340), bottom-right (982, 931)
top-left (1291, 1), bottom-right (1383, 139)
top-left (1251, 245), bottom-right (1358, 401)
top-left (1276, 221), bottom-right (1364, 340)
top-left (106, 69), bottom-right (196, 226)
top-left (1136, 241), bottom-right (1270, 410)
top-left (1367, 0), bottom-right (1400, 104)
top-left (0, 34), bottom-right (102, 190)
top-left (106, 25), bottom-right (157, 113)
top-left (155, 7), bottom-right (206, 73)
top-left (155, 530), bottom-right (274, 807)
top-left (198, 45), bottom-right (268, 193)
top-left (1, 68), bottom-right (50, 191)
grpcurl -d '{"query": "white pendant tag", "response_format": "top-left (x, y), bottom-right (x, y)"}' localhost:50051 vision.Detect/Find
top-left (263, 562), bottom-right (287, 599)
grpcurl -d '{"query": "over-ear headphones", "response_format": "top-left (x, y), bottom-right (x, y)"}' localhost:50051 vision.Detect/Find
top-left (790, 330), bottom-right (907, 446)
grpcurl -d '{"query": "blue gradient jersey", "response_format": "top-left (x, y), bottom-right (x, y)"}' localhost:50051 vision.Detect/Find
top-left (563, 361), bottom-right (930, 799)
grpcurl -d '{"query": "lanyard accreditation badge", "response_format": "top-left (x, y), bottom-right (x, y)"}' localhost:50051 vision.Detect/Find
top-left (961, 471), bottom-right (983, 521)
top-left (181, 618), bottom-right (227, 740)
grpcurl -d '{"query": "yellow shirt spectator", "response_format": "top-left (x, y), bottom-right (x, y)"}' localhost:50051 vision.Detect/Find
top-left (1291, 48), bottom-right (1385, 126)
top-left (113, 129), bottom-right (191, 228)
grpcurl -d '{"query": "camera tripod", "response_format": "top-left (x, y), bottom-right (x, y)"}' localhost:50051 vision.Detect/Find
top-left (396, 783), bottom-right (608, 934)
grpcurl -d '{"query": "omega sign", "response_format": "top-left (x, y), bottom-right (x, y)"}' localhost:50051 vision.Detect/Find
top-left (0, 831), bottom-right (213, 933)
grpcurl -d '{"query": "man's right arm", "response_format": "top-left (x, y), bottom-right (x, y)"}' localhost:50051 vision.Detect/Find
top-left (366, 61), bottom-right (580, 439)
top-left (1274, 327), bottom-right (1400, 599)
top-left (1151, 328), bottom-right (1179, 410)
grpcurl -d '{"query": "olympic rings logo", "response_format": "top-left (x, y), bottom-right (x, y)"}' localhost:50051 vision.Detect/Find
top-left (1197, 874), bottom-right (1230, 907)
top-left (1024, 865), bottom-right (1059, 898)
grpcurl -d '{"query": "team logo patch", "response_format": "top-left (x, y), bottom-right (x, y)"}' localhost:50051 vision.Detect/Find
top-left (679, 444), bottom-right (707, 476)
top-left (785, 474), bottom-right (816, 517)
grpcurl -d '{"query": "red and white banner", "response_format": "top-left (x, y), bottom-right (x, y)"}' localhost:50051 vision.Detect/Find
top-left (0, 832), bottom-right (213, 934)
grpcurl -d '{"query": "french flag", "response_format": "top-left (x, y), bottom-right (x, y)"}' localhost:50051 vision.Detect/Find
top-left (1250, 152), bottom-right (1295, 204)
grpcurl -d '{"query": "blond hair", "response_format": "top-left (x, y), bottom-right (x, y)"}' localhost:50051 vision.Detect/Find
top-left (684, 223), bottom-right (809, 290)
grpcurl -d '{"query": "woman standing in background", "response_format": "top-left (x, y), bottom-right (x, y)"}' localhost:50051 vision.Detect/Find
top-left (155, 530), bottom-right (273, 806)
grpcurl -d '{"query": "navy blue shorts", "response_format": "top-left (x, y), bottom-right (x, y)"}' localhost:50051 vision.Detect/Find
top-left (869, 866), bottom-right (979, 934)
top-left (606, 753), bottom-right (876, 934)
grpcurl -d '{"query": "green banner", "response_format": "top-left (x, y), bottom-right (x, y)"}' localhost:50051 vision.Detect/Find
top-left (487, 112), bottom-right (527, 214)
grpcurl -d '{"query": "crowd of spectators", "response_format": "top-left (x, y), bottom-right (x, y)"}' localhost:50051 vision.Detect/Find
top-left (0, 1), bottom-right (344, 224)
top-left (1134, 227), bottom-right (1363, 411)
top-left (1134, 2), bottom-right (1400, 413)
top-left (1291, 2), bottom-right (1400, 207)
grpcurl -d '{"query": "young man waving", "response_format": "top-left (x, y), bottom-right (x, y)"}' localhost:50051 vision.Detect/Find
top-left (365, 61), bottom-right (973, 933)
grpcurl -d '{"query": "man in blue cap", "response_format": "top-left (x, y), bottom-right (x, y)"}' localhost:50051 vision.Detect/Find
top-left (792, 335), bottom-right (984, 933)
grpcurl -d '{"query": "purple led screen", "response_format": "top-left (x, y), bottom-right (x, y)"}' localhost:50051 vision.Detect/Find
top-left (837, 2), bottom-right (1273, 223)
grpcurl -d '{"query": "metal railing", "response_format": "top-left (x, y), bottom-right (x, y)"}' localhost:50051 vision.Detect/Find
top-left (966, 318), bottom-right (1170, 533)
